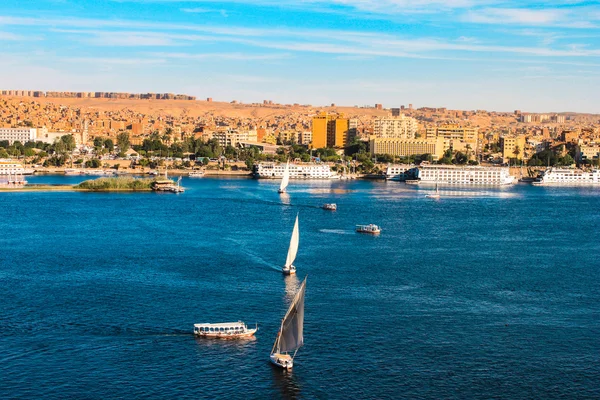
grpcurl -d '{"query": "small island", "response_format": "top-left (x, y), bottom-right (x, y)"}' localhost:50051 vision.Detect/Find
top-left (0, 176), bottom-right (181, 193)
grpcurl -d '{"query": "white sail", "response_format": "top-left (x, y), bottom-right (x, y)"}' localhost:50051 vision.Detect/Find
top-left (279, 161), bottom-right (290, 192)
top-left (276, 276), bottom-right (306, 354)
top-left (285, 214), bottom-right (299, 268)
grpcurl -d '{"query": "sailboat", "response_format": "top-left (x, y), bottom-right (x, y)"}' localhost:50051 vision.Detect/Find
top-left (282, 214), bottom-right (299, 275)
top-left (278, 160), bottom-right (290, 194)
top-left (426, 183), bottom-right (441, 198)
top-left (270, 276), bottom-right (306, 370)
top-left (426, 168), bottom-right (441, 198)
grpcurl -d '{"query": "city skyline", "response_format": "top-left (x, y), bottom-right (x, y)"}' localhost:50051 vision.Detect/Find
top-left (0, 1), bottom-right (599, 113)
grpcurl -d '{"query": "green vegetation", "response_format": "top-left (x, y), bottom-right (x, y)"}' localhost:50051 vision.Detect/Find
top-left (77, 177), bottom-right (155, 191)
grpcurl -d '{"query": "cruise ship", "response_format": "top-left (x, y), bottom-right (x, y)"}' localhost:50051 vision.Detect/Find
top-left (385, 164), bottom-right (418, 181)
top-left (414, 164), bottom-right (515, 185)
top-left (533, 168), bottom-right (600, 185)
top-left (255, 162), bottom-right (338, 179)
top-left (0, 159), bottom-right (32, 175)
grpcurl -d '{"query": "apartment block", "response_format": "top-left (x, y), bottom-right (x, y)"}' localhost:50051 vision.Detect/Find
top-left (500, 135), bottom-right (526, 161)
top-left (373, 115), bottom-right (418, 139)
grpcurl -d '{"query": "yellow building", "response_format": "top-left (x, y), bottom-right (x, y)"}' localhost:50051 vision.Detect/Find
top-left (426, 125), bottom-right (478, 144)
top-left (369, 137), bottom-right (445, 160)
top-left (311, 112), bottom-right (352, 149)
top-left (331, 118), bottom-right (349, 148)
top-left (500, 135), bottom-right (526, 161)
top-left (311, 112), bottom-right (329, 148)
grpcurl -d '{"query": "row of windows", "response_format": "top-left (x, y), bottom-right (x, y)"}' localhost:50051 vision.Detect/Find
top-left (197, 326), bottom-right (244, 333)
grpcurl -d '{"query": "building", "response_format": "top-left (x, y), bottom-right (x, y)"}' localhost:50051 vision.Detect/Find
top-left (580, 145), bottom-right (600, 161)
top-left (426, 125), bottom-right (478, 144)
top-left (561, 130), bottom-right (579, 143)
top-left (373, 115), bottom-right (418, 139)
top-left (369, 137), bottom-right (445, 160)
top-left (391, 108), bottom-right (401, 117)
top-left (212, 129), bottom-right (258, 147)
top-left (0, 128), bottom-right (36, 144)
top-left (500, 135), bottom-right (526, 161)
top-left (298, 131), bottom-right (312, 146)
top-left (311, 112), bottom-right (352, 149)
top-left (311, 112), bottom-right (329, 148)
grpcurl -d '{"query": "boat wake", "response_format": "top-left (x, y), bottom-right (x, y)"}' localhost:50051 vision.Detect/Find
top-left (319, 229), bottom-right (354, 235)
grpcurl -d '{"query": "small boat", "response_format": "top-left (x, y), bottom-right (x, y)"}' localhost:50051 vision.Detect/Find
top-left (270, 276), bottom-right (306, 370)
top-left (356, 224), bottom-right (381, 234)
top-left (322, 203), bottom-right (337, 211)
top-left (282, 214), bottom-right (299, 275)
top-left (278, 160), bottom-right (290, 194)
top-left (188, 170), bottom-right (204, 178)
top-left (194, 321), bottom-right (257, 338)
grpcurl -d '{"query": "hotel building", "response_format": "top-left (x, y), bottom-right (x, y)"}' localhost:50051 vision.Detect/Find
top-left (373, 115), bottom-right (418, 139)
top-left (0, 128), bottom-right (37, 144)
top-left (369, 137), bottom-right (445, 160)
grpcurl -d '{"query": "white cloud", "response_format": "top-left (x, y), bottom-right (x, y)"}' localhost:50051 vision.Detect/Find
top-left (464, 7), bottom-right (599, 28)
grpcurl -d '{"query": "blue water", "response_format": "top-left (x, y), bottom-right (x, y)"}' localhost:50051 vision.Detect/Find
top-left (1, 177), bottom-right (599, 399)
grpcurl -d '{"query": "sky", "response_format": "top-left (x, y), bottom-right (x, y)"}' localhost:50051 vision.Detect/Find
top-left (0, 0), bottom-right (599, 112)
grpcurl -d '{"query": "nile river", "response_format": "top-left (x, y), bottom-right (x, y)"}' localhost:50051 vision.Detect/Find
top-left (1, 176), bottom-right (599, 399)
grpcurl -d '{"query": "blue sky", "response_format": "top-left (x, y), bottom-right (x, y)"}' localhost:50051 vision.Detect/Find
top-left (0, 0), bottom-right (599, 112)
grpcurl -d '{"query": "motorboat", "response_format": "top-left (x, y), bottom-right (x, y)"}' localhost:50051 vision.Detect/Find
top-left (356, 224), bottom-right (381, 234)
top-left (322, 203), bottom-right (337, 211)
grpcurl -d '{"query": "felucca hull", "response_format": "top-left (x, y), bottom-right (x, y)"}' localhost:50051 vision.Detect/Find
top-left (282, 267), bottom-right (296, 275)
top-left (270, 353), bottom-right (293, 369)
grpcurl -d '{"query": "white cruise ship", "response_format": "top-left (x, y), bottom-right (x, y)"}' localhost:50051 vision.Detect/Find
top-left (0, 159), bottom-right (28, 175)
top-left (533, 168), bottom-right (600, 185)
top-left (256, 162), bottom-right (338, 179)
top-left (385, 164), bottom-right (418, 181)
top-left (415, 164), bottom-right (515, 185)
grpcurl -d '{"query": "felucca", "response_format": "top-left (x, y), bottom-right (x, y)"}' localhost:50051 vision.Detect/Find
top-left (270, 276), bottom-right (306, 370)
top-left (282, 214), bottom-right (299, 275)
top-left (278, 160), bottom-right (290, 194)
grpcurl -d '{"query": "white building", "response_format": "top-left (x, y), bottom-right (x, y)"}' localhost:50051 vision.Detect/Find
top-left (373, 115), bottom-right (418, 139)
top-left (0, 128), bottom-right (36, 144)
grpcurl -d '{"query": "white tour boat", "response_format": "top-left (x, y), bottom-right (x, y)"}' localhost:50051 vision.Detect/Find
top-left (270, 276), bottom-right (306, 370)
top-left (282, 214), bottom-right (299, 275)
top-left (278, 160), bottom-right (290, 194)
top-left (356, 224), bottom-right (381, 235)
top-left (194, 321), bottom-right (258, 338)
top-left (322, 203), bottom-right (337, 211)
top-left (188, 170), bottom-right (205, 178)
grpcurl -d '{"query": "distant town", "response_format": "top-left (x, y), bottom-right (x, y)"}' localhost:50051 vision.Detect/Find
top-left (0, 90), bottom-right (599, 175)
